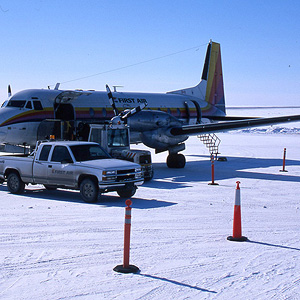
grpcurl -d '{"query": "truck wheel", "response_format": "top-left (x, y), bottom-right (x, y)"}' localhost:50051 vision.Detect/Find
top-left (7, 172), bottom-right (25, 194)
top-left (117, 186), bottom-right (136, 198)
top-left (80, 178), bottom-right (99, 203)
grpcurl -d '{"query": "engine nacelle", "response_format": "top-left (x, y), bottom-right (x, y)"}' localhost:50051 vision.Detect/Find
top-left (127, 110), bottom-right (188, 151)
top-left (140, 127), bottom-right (188, 151)
top-left (128, 110), bottom-right (182, 131)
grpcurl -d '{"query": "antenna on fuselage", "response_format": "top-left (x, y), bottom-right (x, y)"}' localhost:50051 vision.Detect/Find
top-left (54, 83), bottom-right (60, 90)
top-left (8, 85), bottom-right (12, 97)
top-left (113, 85), bottom-right (123, 92)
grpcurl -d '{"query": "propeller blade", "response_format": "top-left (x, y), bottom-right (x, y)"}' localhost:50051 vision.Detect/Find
top-left (106, 84), bottom-right (119, 116)
top-left (8, 85), bottom-right (12, 97)
top-left (121, 101), bottom-right (147, 120)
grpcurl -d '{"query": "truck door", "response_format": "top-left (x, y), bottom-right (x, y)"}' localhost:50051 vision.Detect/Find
top-left (47, 145), bottom-right (76, 187)
top-left (33, 144), bottom-right (52, 184)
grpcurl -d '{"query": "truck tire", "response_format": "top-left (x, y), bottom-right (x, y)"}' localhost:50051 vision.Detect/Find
top-left (117, 186), bottom-right (136, 198)
top-left (7, 172), bottom-right (25, 194)
top-left (80, 178), bottom-right (99, 203)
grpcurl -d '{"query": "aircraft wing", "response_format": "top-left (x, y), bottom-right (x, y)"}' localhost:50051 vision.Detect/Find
top-left (170, 114), bottom-right (300, 136)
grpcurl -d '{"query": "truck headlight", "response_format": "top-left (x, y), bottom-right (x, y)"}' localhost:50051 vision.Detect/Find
top-left (103, 170), bottom-right (117, 181)
top-left (103, 170), bottom-right (116, 176)
top-left (135, 167), bottom-right (142, 179)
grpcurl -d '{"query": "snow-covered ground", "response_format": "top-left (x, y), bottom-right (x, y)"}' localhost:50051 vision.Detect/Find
top-left (0, 108), bottom-right (300, 300)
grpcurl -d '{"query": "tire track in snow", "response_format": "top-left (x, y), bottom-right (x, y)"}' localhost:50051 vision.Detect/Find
top-left (0, 248), bottom-right (121, 277)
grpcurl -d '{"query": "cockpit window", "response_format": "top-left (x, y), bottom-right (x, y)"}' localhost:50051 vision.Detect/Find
top-left (33, 100), bottom-right (43, 110)
top-left (7, 100), bottom-right (26, 108)
top-left (1, 100), bottom-right (8, 108)
top-left (25, 101), bottom-right (32, 109)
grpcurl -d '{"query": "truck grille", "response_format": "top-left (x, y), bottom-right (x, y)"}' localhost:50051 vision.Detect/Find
top-left (116, 169), bottom-right (136, 181)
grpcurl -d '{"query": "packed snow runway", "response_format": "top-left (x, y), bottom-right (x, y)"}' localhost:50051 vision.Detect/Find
top-left (0, 108), bottom-right (300, 299)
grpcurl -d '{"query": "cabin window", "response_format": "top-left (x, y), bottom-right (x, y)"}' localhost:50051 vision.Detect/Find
top-left (7, 100), bottom-right (26, 108)
top-left (102, 108), bottom-right (107, 117)
top-left (33, 100), bottom-right (43, 110)
top-left (39, 145), bottom-right (52, 161)
top-left (25, 101), bottom-right (32, 109)
top-left (89, 108), bottom-right (95, 117)
top-left (177, 108), bottom-right (181, 117)
top-left (167, 108), bottom-right (171, 115)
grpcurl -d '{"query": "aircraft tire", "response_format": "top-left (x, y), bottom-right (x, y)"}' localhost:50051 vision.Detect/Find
top-left (80, 178), bottom-right (99, 203)
top-left (167, 153), bottom-right (186, 168)
top-left (7, 172), bottom-right (25, 194)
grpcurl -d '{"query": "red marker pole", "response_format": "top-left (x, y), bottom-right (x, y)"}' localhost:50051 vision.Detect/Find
top-left (114, 199), bottom-right (139, 273)
top-left (227, 181), bottom-right (247, 242)
top-left (280, 148), bottom-right (288, 172)
top-left (208, 155), bottom-right (219, 185)
top-left (123, 199), bottom-right (132, 268)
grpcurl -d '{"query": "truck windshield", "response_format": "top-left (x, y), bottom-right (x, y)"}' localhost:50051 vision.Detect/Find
top-left (107, 128), bottom-right (129, 147)
top-left (70, 144), bottom-right (111, 162)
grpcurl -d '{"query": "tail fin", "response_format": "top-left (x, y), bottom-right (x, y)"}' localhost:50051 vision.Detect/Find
top-left (168, 40), bottom-right (226, 116)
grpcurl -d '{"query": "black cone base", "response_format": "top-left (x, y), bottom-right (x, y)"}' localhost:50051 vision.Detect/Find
top-left (208, 182), bottom-right (219, 185)
top-left (113, 264), bottom-right (140, 273)
top-left (227, 236), bottom-right (248, 242)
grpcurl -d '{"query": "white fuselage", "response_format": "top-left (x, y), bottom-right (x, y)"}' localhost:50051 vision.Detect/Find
top-left (0, 88), bottom-right (224, 147)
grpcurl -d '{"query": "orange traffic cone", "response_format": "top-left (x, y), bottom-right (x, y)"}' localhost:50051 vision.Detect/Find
top-left (227, 181), bottom-right (247, 242)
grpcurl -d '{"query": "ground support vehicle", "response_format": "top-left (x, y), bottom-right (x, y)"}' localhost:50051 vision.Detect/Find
top-left (0, 141), bottom-right (143, 203)
top-left (88, 123), bottom-right (154, 180)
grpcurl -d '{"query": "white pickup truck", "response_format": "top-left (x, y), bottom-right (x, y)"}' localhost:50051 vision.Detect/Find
top-left (0, 141), bottom-right (144, 203)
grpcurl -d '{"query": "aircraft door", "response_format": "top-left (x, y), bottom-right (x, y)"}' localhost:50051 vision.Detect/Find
top-left (54, 103), bottom-right (75, 120)
top-left (54, 103), bottom-right (75, 140)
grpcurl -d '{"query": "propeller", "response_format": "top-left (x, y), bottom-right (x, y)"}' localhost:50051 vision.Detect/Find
top-left (106, 84), bottom-right (147, 125)
top-left (106, 84), bottom-right (119, 116)
top-left (120, 102), bottom-right (147, 120)
top-left (8, 85), bottom-right (12, 97)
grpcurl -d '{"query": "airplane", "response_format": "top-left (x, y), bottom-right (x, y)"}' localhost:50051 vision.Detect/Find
top-left (1, 40), bottom-right (300, 168)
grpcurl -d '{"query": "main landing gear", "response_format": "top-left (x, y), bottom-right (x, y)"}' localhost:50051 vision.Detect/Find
top-left (166, 153), bottom-right (186, 168)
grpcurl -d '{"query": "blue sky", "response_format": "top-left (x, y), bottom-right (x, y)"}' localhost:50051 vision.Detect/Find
top-left (0, 0), bottom-right (299, 106)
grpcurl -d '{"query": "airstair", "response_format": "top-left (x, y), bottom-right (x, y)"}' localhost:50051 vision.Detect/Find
top-left (198, 133), bottom-right (220, 157)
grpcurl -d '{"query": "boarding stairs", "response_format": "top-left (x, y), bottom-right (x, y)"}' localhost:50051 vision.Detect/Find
top-left (198, 133), bottom-right (220, 158)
